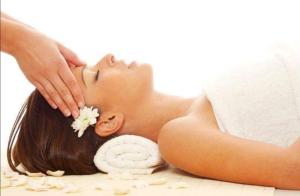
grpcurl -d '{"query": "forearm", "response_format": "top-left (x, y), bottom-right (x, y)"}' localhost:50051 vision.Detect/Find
top-left (1, 12), bottom-right (33, 29)
top-left (1, 17), bottom-right (28, 55)
top-left (158, 120), bottom-right (300, 189)
top-left (215, 136), bottom-right (300, 189)
top-left (194, 133), bottom-right (300, 189)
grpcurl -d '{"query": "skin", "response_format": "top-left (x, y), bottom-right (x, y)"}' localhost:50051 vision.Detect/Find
top-left (71, 54), bottom-right (300, 189)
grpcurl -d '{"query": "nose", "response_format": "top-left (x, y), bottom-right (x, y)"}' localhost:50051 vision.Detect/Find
top-left (95, 53), bottom-right (118, 70)
top-left (106, 54), bottom-right (115, 66)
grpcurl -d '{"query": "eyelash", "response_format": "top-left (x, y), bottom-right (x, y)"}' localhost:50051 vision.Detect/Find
top-left (95, 70), bottom-right (99, 81)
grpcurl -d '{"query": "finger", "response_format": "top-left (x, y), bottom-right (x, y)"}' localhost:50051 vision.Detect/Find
top-left (39, 78), bottom-right (71, 117)
top-left (33, 81), bottom-right (58, 109)
top-left (68, 62), bottom-right (76, 69)
top-left (58, 65), bottom-right (85, 108)
top-left (50, 74), bottom-right (80, 119)
top-left (57, 43), bottom-right (86, 67)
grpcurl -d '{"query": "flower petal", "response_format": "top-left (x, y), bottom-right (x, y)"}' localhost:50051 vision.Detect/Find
top-left (71, 106), bottom-right (100, 138)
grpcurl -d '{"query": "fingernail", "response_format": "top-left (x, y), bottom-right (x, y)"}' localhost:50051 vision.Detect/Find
top-left (73, 111), bottom-right (79, 118)
top-left (64, 110), bottom-right (71, 117)
top-left (78, 101), bottom-right (84, 108)
top-left (52, 104), bottom-right (58, 109)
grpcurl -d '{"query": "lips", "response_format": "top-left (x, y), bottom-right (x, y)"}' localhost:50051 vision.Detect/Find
top-left (128, 61), bottom-right (137, 68)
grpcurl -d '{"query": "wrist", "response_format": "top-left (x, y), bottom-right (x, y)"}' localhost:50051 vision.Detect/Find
top-left (275, 147), bottom-right (300, 189)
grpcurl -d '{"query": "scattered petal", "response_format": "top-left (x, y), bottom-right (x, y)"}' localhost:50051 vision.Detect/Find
top-left (25, 171), bottom-right (45, 177)
top-left (1, 180), bottom-right (11, 188)
top-left (10, 176), bottom-right (27, 187)
top-left (2, 169), bottom-right (17, 178)
top-left (26, 181), bottom-right (48, 192)
top-left (149, 177), bottom-right (167, 185)
top-left (46, 170), bottom-right (65, 177)
top-left (132, 180), bottom-right (149, 189)
top-left (113, 187), bottom-right (130, 195)
top-left (39, 176), bottom-right (48, 185)
top-left (62, 183), bottom-right (79, 193)
top-left (45, 178), bottom-right (65, 189)
top-left (94, 182), bottom-right (112, 191)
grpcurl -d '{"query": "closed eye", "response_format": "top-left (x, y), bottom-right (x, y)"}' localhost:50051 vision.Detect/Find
top-left (95, 70), bottom-right (99, 81)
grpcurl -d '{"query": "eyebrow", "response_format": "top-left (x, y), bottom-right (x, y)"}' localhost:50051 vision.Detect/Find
top-left (81, 66), bottom-right (87, 88)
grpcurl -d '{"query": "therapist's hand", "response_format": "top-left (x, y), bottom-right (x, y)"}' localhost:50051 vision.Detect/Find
top-left (12, 27), bottom-right (85, 118)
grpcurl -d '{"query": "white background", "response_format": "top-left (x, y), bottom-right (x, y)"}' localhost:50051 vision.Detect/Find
top-left (1, 0), bottom-right (300, 149)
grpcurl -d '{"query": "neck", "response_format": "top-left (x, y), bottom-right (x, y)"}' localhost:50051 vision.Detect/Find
top-left (122, 91), bottom-right (196, 142)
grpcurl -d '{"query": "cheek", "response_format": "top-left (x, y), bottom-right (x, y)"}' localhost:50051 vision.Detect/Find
top-left (129, 67), bottom-right (152, 92)
top-left (100, 74), bottom-right (127, 96)
top-left (98, 68), bottom-right (152, 104)
top-left (84, 89), bottom-right (100, 106)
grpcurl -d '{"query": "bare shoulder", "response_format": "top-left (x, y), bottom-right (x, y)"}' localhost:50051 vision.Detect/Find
top-left (157, 111), bottom-right (221, 157)
top-left (157, 93), bottom-right (223, 170)
top-left (158, 93), bottom-right (221, 146)
top-left (167, 93), bottom-right (220, 131)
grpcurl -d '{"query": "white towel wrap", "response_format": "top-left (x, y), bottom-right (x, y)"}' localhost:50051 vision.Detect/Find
top-left (203, 42), bottom-right (300, 147)
top-left (93, 135), bottom-right (166, 175)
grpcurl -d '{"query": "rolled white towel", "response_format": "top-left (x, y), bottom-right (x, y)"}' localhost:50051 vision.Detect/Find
top-left (93, 135), bottom-right (166, 175)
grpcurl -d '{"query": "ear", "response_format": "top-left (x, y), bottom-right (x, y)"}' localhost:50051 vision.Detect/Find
top-left (94, 111), bottom-right (124, 137)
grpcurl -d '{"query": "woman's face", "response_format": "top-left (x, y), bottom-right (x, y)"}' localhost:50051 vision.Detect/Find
top-left (71, 54), bottom-right (153, 113)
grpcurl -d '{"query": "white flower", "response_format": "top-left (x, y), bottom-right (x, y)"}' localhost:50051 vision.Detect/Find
top-left (71, 106), bottom-right (100, 137)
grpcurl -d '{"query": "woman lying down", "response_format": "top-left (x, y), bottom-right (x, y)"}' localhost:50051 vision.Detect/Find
top-left (7, 44), bottom-right (300, 190)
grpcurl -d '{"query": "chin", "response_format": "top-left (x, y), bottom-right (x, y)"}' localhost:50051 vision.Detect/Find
top-left (134, 63), bottom-right (152, 74)
top-left (143, 63), bottom-right (153, 77)
top-left (144, 64), bottom-right (153, 90)
top-left (131, 63), bottom-right (152, 89)
top-left (141, 63), bottom-right (152, 73)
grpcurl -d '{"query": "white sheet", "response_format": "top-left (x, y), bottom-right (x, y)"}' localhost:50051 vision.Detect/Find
top-left (204, 42), bottom-right (300, 147)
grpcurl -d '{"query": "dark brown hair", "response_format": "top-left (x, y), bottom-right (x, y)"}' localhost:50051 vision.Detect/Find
top-left (7, 89), bottom-right (118, 175)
